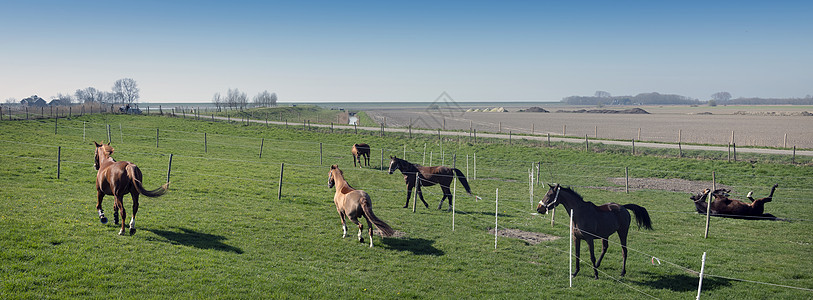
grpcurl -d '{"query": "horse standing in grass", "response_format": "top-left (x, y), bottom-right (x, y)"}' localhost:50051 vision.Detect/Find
top-left (328, 165), bottom-right (394, 247)
top-left (537, 184), bottom-right (652, 279)
top-left (94, 142), bottom-right (169, 235)
top-left (690, 184), bottom-right (778, 218)
top-left (351, 143), bottom-right (370, 167)
top-left (387, 156), bottom-right (477, 210)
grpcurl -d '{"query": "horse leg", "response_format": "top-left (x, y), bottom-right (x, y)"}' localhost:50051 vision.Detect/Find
top-left (339, 212), bottom-right (347, 238)
top-left (587, 239), bottom-right (599, 279)
top-left (619, 231), bottom-right (629, 277)
top-left (366, 218), bottom-right (374, 248)
top-left (417, 186), bottom-right (429, 208)
top-left (595, 239), bottom-right (609, 268)
top-left (350, 217), bottom-right (364, 243)
top-left (404, 186), bottom-right (412, 208)
top-left (353, 155), bottom-right (357, 168)
top-left (115, 195), bottom-right (127, 235)
top-left (364, 154), bottom-right (370, 167)
top-left (129, 192), bottom-right (139, 236)
top-left (438, 186), bottom-right (452, 211)
top-left (96, 190), bottom-right (107, 224)
top-left (572, 239), bottom-right (581, 277)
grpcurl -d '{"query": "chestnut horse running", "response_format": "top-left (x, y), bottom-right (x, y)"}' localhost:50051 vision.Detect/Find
top-left (328, 165), bottom-right (394, 247)
top-left (351, 143), bottom-right (370, 167)
top-left (537, 184), bottom-right (653, 279)
top-left (387, 156), bottom-right (478, 210)
top-left (94, 142), bottom-right (169, 235)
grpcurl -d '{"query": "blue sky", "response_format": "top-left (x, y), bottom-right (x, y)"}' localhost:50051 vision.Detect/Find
top-left (1, 1), bottom-right (811, 103)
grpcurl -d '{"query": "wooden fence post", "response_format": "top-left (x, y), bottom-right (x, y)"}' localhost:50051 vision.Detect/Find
top-left (278, 163), bottom-right (284, 200)
top-left (704, 171), bottom-right (715, 238)
top-left (320, 143), bottom-right (323, 165)
top-left (412, 175), bottom-right (419, 213)
top-left (380, 148), bottom-right (384, 170)
top-left (625, 167), bottom-right (629, 194)
top-left (204, 132), bottom-right (207, 153)
top-left (107, 124), bottom-right (111, 143)
top-left (57, 146), bottom-right (61, 179)
top-left (166, 154), bottom-right (173, 183)
top-left (156, 128), bottom-right (159, 148)
top-left (259, 138), bottom-right (264, 158)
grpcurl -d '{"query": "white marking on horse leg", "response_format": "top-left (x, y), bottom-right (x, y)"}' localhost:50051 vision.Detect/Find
top-left (357, 228), bottom-right (363, 242)
top-left (342, 224), bottom-right (347, 238)
top-left (118, 228), bottom-right (125, 235)
top-left (129, 217), bottom-right (135, 229)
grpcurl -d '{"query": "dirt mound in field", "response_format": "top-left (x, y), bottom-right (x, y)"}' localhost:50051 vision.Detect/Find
top-left (488, 228), bottom-right (560, 245)
top-left (556, 108), bottom-right (650, 114)
top-left (518, 107), bottom-right (550, 113)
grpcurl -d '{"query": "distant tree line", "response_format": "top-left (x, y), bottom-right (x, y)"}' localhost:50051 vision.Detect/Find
top-left (6, 78), bottom-right (140, 106)
top-left (562, 92), bottom-right (700, 105)
top-left (211, 88), bottom-right (277, 112)
top-left (719, 96), bottom-right (813, 105)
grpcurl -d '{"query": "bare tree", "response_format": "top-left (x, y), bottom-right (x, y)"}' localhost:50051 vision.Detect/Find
top-left (75, 87), bottom-right (103, 103)
top-left (253, 90), bottom-right (277, 107)
top-left (212, 92), bottom-right (223, 112)
top-left (113, 78), bottom-right (140, 104)
top-left (594, 91), bottom-right (611, 98)
top-left (5, 97), bottom-right (17, 104)
top-left (225, 88), bottom-right (247, 110)
top-left (711, 91), bottom-right (732, 102)
top-left (52, 93), bottom-right (74, 105)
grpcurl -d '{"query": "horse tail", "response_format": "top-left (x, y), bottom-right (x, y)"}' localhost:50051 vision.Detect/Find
top-left (452, 168), bottom-right (473, 194)
top-left (622, 204), bottom-right (653, 230)
top-left (127, 164), bottom-right (169, 198)
top-left (360, 194), bottom-right (394, 237)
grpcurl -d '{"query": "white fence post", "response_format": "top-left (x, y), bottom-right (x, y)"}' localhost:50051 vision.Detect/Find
top-left (696, 252), bottom-right (707, 300)
top-left (569, 208), bottom-right (574, 288)
top-left (494, 188), bottom-right (499, 250)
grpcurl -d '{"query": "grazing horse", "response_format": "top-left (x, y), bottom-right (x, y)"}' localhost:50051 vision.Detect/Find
top-left (328, 165), bottom-right (394, 247)
top-left (94, 142), bottom-right (169, 235)
top-left (537, 184), bottom-right (653, 279)
top-left (690, 184), bottom-right (778, 218)
top-left (387, 156), bottom-right (477, 210)
top-left (351, 143), bottom-right (370, 167)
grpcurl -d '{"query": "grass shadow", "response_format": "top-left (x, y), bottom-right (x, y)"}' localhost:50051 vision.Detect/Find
top-left (381, 237), bottom-right (444, 256)
top-left (630, 271), bottom-right (732, 292)
top-left (145, 227), bottom-right (244, 254)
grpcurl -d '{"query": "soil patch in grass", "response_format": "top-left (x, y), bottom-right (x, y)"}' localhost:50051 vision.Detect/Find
top-left (488, 228), bottom-right (560, 245)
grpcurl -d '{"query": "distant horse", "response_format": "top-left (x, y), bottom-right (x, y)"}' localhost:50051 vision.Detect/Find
top-left (537, 184), bottom-right (653, 279)
top-left (387, 156), bottom-right (477, 210)
top-left (328, 165), bottom-right (394, 247)
top-left (690, 184), bottom-right (778, 219)
top-left (94, 142), bottom-right (169, 235)
top-left (351, 143), bottom-right (370, 167)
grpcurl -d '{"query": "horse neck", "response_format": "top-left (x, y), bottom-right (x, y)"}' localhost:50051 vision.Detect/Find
top-left (96, 151), bottom-right (116, 169)
top-left (557, 190), bottom-right (588, 217)
top-left (331, 171), bottom-right (354, 194)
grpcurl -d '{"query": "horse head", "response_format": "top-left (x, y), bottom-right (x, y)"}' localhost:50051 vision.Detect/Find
top-left (537, 183), bottom-right (561, 214)
top-left (328, 165), bottom-right (340, 188)
top-left (93, 141), bottom-right (114, 170)
top-left (690, 189), bottom-right (710, 203)
top-left (387, 156), bottom-right (399, 174)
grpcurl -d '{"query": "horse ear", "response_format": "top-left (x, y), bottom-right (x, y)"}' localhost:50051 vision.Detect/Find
top-left (94, 141), bottom-right (101, 147)
top-left (331, 165), bottom-right (337, 169)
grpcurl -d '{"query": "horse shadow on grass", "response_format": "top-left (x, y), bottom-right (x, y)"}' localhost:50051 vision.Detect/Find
top-left (380, 237), bottom-right (444, 256)
top-left (630, 271), bottom-right (731, 292)
top-left (144, 227), bottom-right (243, 254)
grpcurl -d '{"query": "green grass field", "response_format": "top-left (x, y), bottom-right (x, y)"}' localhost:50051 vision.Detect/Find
top-left (1, 113), bottom-right (811, 299)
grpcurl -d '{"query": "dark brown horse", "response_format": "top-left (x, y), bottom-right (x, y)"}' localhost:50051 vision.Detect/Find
top-left (328, 165), bottom-right (394, 247)
top-left (690, 184), bottom-right (778, 219)
top-left (387, 156), bottom-right (477, 210)
top-left (94, 142), bottom-right (169, 235)
top-left (537, 184), bottom-right (652, 279)
top-left (351, 143), bottom-right (370, 167)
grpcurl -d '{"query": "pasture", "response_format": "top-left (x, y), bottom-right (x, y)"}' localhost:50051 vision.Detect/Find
top-left (1, 113), bottom-right (812, 299)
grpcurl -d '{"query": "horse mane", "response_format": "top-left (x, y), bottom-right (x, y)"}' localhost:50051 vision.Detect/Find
top-left (558, 185), bottom-right (599, 208)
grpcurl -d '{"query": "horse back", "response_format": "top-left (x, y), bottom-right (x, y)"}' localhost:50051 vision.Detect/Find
top-left (97, 161), bottom-right (137, 195)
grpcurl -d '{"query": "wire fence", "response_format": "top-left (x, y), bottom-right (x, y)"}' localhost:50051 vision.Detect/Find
top-left (3, 113), bottom-right (813, 297)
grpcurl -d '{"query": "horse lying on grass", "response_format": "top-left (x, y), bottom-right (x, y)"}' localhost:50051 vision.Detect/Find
top-left (690, 184), bottom-right (778, 219)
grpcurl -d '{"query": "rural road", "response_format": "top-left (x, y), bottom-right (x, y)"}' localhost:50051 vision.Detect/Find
top-left (185, 113), bottom-right (813, 158)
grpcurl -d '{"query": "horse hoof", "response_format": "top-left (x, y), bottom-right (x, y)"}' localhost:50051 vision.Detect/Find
top-left (118, 229), bottom-right (125, 236)
top-left (100, 217), bottom-right (108, 224)
top-left (130, 228), bottom-right (136, 236)
top-left (403, 205), bottom-right (409, 208)
top-left (359, 238), bottom-right (364, 243)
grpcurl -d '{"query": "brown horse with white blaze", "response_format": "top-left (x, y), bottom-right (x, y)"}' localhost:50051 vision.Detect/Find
top-left (328, 165), bottom-right (394, 247)
top-left (351, 143), bottom-right (370, 167)
top-left (94, 142), bottom-right (169, 235)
